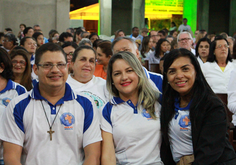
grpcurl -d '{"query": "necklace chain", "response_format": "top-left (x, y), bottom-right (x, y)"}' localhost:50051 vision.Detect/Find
top-left (41, 100), bottom-right (62, 141)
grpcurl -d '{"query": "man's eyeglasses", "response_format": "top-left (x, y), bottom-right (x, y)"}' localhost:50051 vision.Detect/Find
top-left (12, 60), bottom-right (26, 66)
top-left (37, 63), bottom-right (67, 70)
top-left (178, 38), bottom-right (191, 42)
top-left (215, 44), bottom-right (229, 49)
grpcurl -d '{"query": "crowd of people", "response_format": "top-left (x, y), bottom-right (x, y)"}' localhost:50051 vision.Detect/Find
top-left (0, 17), bottom-right (236, 164)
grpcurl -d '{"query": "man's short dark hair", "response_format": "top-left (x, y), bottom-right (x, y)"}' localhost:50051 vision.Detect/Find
top-left (158, 30), bottom-right (166, 36)
top-left (183, 18), bottom-right (187, 21)
top-left (59, 32), bottom-right (73, 42)
top-left (35, 43), bottom-right (66, 65)
top-left (5, 28), bottom-right (12, 32)
top-left (61, 42), bottom-right (78, 49)
top-left (20, 37), bottom-right (36, 46)
top-left (132, 27), bottom-right (138, 31)
top-left (23, 27), bottom-right (33, 36)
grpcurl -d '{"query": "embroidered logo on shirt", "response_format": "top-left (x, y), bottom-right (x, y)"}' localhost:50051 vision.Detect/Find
top-left (60, 112), bottom-right (75, 130)
top-left (141, 109), bottom-right (153, 120)
top-left (179, 115), bottom-right (191, 131)
top-left (2, 98), bottom-right (11, 107)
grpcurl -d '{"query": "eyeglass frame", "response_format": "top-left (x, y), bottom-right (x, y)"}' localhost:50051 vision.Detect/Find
top-left (215, 44), bottom-right (229, 49)
top-left (12, 60), bottom-right (26, 66)
top-left (37, 63), bottom-right (67, 70)
top-left (178, 38), bottom-right (191, 42)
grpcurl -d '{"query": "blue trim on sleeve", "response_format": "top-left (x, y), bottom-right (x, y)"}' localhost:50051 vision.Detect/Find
top-left (13, 96), bottom-right (31, 133)
top-left (148, 72), bottom-right (163, 93)
top-left (102, 102), bottom-right (113, 126)
top-left (0, 79), bottom-right (14, 93)
top-left (76, 95), bottom-right (94, 133)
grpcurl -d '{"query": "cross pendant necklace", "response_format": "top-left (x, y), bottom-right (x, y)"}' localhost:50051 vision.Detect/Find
top-left (41, 101), bottom-right (62, 141)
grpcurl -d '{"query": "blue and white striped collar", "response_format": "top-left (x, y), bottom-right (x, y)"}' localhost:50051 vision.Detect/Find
top-left (0, 79), bottom-right (16, 93)
top-left (30, 82), bottom-right (76, 105)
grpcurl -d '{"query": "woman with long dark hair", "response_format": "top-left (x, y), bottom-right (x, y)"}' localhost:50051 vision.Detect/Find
top-left (195, 37), bottom-right (211, 65)
top-left (161, 48), bottom-right (236, 164)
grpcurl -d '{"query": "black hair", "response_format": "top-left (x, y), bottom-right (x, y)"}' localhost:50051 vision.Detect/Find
top-left (93, 39), bottom-right (103, 49)
top-left (59, 32), bottom-right (73, 42)
top-left (23, 27), bottom-right (33, 36)
top-left (207, 35), bottom-right (232, 63)
top-left (72, 45), bottom-right (96, 62)
top-left (5, 28), bottom-right (12, 32)
top-left (158, 30), bottom-right (166, 36)
top-left (161, 48), bottom-right (216, 143)
top-left (61, 42), bottom-right (78, 49)
top-left (0, 48), bottom-right (14, 80)
top-left (195, 37), bottom-right (211, 57)
top-left (35, 43), bottom-right (66, 65)
top-left (171, 22), bottom-right (176, 27)
top-left (32, 32), bottom-right (43, 42)
top-left (132, 27), bottom-right (139, 31)
top-left (169, 30), bottom-right (177, 36)
top-left (155, 39), bottom-right (169, 58)
top-left (89, 33), bottom-right (99, 40)
top-left (19, 24), bottom-right (26, 28)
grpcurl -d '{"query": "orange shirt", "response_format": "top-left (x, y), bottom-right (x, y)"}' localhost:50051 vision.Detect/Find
top-left (94, 64), bottom-right (107, 80)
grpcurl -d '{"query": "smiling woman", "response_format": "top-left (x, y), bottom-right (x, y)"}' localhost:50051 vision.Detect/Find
top-left (161, 48), bottom-right (236, 164)
top-left (101, 51), bottom-right (163, 164)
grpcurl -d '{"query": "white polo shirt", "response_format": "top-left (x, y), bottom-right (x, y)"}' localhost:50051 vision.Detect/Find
top-left (0, 79), bottom-right (26, 165)
top-left (67, 75), bottom-right (109, 110)
top-left (101, 97), bottom-right (163, 164)
top-left (169, 99), bottom-right (193, 163)
top-left (0, 83), bottom-right (102, 165)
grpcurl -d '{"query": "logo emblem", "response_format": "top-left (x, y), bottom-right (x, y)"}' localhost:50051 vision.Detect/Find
top-left (60, 113), bottom-right (75, 130)
top-left (141, 109), bottom-right (152, 120)
top-left (2, 98), bottom-right (11, 107)
top-left (179, 115), bottom-right (191, 128)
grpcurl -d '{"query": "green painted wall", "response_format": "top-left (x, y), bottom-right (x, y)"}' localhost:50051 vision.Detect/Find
top-left (183, 0), bottom-right (197, 34)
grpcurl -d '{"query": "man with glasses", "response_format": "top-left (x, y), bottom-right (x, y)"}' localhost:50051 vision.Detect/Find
top-left (2, 33), bottom-right (17, 52)
top-left (0, 43), bottom-right (101, 165)
top-left (177, 31), bottom-right (195, 55)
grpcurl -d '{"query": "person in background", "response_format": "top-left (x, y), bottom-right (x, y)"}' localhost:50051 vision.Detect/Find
top-left (140, 36), bottom-right (154, 64)
top-left (81, 31), bottom-right (90, 39)
top-left (101, 51), bottom-right (163, 164)
top-left (147, 39), bottom-right (170, 66)
top-left (130, 27), bottom-right (143, 42)
top-left (178, 18), bottom-right (192, 32)
top-left (166, 35), bottom-right (174, 44)
top-left (0, 48), bottom-right (27, 164)
top-left (32, 32), bottom-right (44, 49)
top-left (67, 45), bottom-right (108, 111)
top-left (177, 31), bottom-right (195, 55)
top-left (161, 48), bottom-right (236, 164)
top-left (227, 36), bottom-right (235, 56)
top-left (66, 28), bottom-right (75, 37)
top-left (93, 39), bottom-right (103, 52)
top-left (4, 28), bottom-right (13, 34)
top-left (74, 28), bottom-right (84, 45)
top-left (3, 33), bottom-right (17, 53)
top-left (23, 27), bottom-right (34, 37)
top-left (61, 42), bottom-right (78, 73)
top-left (158, 30), bottom-right (166, 39)
top-left (10, 49), bottom-right (32, 91)
top-left (94, 41), bottom-right (112, 79)
top-left (195, 37), bottom-right (211, 66)
top-left (170, 30), bottom-right (178, 39)
top-left (141, 28), bottom-right (149, 37)
top-left (149, 30), bottom-right (160, 48)
top-left (0, 33), bottom-right (4, 47)
top-left (78, 38), bottom-right (93, 47)
top-left (17, 23), bottom-right (26, 40)
top-left (59, 32), bottom-right (73, 44)
top-left (170, 38), bottom-right (178, 51)
top-left (48, 30), bottom-right (59, 44)
top-left (89, 33), bottom-right (99, 44)
top-left (202, 35), bottom-right (234, 94)
top-left (169, 22), bottom-right (177, 32)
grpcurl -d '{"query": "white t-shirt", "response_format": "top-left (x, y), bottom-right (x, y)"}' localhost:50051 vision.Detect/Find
top-left (178, 24), bottom-right (192, 32)
top-left (101, 97), bottom-right (163, 164)
top-left (0, 83), bottom-right (102, 165)
top-left (227, 68), bottom-right (236, 125)
top-left (67, 75), bottom-right (109, 110)
top-left (0, 80), bottom-right (26, 165)
top-left (169, 99), bottom-right (193, 162)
